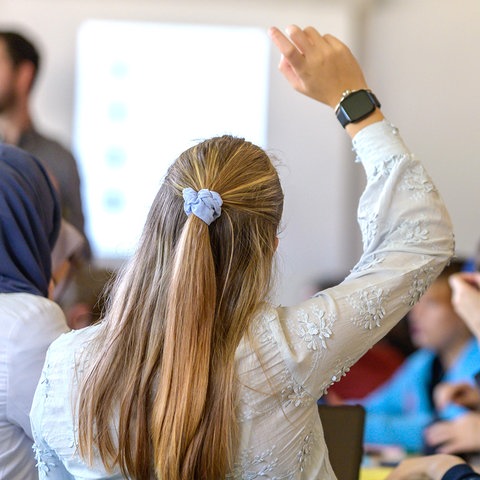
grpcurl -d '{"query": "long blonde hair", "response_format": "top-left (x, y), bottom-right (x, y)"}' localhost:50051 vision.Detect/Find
top-left (77, 136), bottom-right (284, 479)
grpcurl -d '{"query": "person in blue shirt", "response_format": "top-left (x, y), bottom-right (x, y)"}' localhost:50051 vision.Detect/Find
top-left (358, 260), bottom-right (480, 453)
top-left (387, 268), bottom-right (480, 478)
top-left (422, 270), bottom-right (480, 455)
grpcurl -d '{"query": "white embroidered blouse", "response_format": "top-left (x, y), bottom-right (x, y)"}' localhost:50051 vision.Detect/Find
top-left (30, 120), bottom-right (454, 479)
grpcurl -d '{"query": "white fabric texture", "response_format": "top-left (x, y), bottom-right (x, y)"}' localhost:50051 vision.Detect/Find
top-left (0, 293), bottom-right (68, 480)
top-left (30, 121), bottom-right (454, 479)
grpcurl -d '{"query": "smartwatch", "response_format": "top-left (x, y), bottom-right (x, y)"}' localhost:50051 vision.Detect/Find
top-left (335, 90), bottom-right (381, 128)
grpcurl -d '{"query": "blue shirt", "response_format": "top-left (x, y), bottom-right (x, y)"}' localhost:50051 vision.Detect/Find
top-left (361, 338), bottom-right (480, 452)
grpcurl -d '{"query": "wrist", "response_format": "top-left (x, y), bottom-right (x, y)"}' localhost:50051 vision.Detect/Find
top-left (335, 89), bottom-right (381, 125)
top-left (345, 109), bottom-right (384, 139)
top-left (428, 455), bottom-right (468, 480)
top-left (334, 89), bottom-right (383, 138)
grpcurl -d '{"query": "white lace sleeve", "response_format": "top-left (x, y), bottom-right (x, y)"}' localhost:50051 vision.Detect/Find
top-left (271, 120), bottom-right (454, 399)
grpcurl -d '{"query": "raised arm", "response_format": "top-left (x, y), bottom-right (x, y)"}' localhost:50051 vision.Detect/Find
top-left (268, 25), bottom-right (454, 398)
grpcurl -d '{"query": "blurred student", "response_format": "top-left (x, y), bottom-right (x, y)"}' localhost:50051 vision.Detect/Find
top-left (387, 262), bottom-right (480, 478)
top-left (29, 25), bottom-right (453, 479)
top-left (63, 265), bottom-right (116, 330)
top-left (0, 30), bottom-right (89, 256)
top-left (0, 144), bottom-right (68, 479)
top-left (422, 271), bottom-right (480, 455)
top-left (357, 261), bottom-right (480, 452)
top-left (51, 219), bottom-right (87, 306)
top-left (388, 270), bottom-right (480, 477)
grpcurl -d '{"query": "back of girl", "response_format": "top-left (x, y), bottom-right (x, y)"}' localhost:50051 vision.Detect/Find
top-left (30, 25), bottom-right (454, 479)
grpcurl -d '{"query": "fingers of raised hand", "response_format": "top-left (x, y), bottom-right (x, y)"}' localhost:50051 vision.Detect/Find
top-left (271, 25), bottom-right (330, 69)
top-left (269, 26), bottom-right (304, 68)
top-left (277, 56), bottom-right (302, 91)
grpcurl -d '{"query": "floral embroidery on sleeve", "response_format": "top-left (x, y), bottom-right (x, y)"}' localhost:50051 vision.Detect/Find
top-left (330, 363), bottom-right (352, 384)
top-left (370, 155), bottom-right (402, 178)
top-left (402, 263), bottom-right (437, 306)
top-left (251, 312), bottom-right (275, 346)
top-left (33, 443), bottom-right (58, 475)
top-left (348, 286), bottom-right (389, 329)
top-left (297, 431), bottom-right (316, 473)
top-left (280, 368), bottom-right (313, 408)
top-left (318, 358), bottom-right (355, 397)
top-left (229, 446), bottom-right (279, 479)
top-left (296, 306), bottom-right (335, 350)
top-left (351, 253), bottom-right (385, 273)
top-left (322, 357), bottom-right (355, 395)
top-left (401, 163), bottom-right (436, 198)
top-left (358, 212), bottom-right (379, 249)
top-left (39, 366), bottom-right (51, 399)
top-left (396, 218), bottom-right (429, 244)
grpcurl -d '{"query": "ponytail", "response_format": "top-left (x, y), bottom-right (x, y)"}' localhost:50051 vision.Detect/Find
top-left (153, 214), bottom-right (231, 478)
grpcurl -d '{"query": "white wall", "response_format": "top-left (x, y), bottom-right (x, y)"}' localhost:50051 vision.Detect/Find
top-left (1, 0), bottom-right (479, 304)
top-left (365, 0), bottom-right (480, 261)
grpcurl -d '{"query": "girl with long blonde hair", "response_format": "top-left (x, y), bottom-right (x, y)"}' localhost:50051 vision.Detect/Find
top-left (31, 25), bottom-right (453, 479)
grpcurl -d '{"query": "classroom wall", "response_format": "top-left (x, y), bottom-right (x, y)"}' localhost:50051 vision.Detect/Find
top-left (365, 0), bottom-right (480, 266)
top-left (1, 0), bottom-right (479, 305)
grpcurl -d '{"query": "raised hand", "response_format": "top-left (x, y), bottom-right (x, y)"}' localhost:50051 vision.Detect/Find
top-left (269, 25), bottom-right (383, 136)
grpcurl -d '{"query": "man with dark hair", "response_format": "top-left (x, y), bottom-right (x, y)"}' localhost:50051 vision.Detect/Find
top-left (0, 30), bottom-right (90, 256)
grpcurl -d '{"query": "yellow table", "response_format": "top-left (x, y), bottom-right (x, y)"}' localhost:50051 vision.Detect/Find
top-left (360, 466), bottom-right (393, 480)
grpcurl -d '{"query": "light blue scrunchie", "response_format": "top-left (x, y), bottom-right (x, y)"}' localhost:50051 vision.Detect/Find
top-left (182, 187), bottom-right (223, 225)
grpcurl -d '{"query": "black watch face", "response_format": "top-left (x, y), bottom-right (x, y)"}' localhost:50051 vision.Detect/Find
top-left (341, 91), bottom-right (376, 122)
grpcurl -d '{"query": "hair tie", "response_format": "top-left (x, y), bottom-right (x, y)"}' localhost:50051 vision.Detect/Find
top-left (183, 188), bottom-right (223, 225)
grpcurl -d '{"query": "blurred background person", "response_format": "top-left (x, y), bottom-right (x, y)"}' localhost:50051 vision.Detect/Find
top-left (0, 144), bottom-right (68, 479)
top-left (50, 218), bottom-right (87, 307)
top-left (62, 264), bottom-right (116, 330)
top-left (354, 260), bottom-right (480, 453)
top-left (387, 251), bottom-right (480, 480)
top-left (423, 269), bottom-right (480, 458)
top-left (0, 29), bottom-right (90, 258)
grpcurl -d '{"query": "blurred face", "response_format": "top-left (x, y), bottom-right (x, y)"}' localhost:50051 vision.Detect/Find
top-left (0, 39), bottom-right (18, 112)
top-left (409, 279), bottom-right (466, 352)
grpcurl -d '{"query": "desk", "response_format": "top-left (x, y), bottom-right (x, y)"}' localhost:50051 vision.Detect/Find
top-left (361, 444), bottom-right (405, 479)
top-left (360, 467), bottom-right (393, 480)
